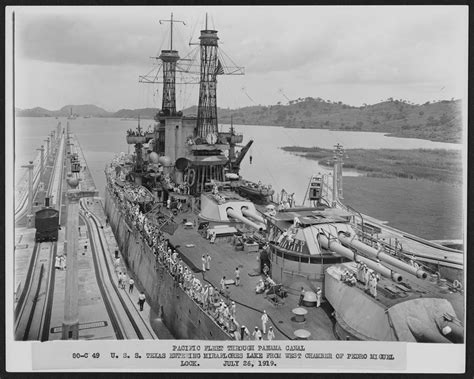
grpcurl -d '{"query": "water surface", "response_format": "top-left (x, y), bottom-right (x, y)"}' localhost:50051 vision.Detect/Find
top-left (14, 117), bottom-right (463, 240)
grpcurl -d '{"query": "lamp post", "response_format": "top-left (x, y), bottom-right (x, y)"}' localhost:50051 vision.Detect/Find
top-left (45, 138), bottom-right (50, 160)
top-left (21, 160), bottom-right (34, 227)
top-left (61, 174), bottom-right (98, 339)
top-left (36, 145), bottom-right (45, 185)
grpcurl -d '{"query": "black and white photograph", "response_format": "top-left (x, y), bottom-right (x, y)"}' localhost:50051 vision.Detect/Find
top-left (5, 5), bottom-right (467, 373)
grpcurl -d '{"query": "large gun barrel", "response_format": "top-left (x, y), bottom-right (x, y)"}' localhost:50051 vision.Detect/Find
top-left (226, 207), bottom-right (264, 231)
top-left (338, 233), bottom-right (428, 279)
top-left (241, 206), bottom-right (265, 223)
top-left (317, 233), bottom-right (403, 282)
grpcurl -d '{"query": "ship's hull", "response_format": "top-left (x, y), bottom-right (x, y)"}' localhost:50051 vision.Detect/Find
top-left (104, 186), bottom-right (230, 340)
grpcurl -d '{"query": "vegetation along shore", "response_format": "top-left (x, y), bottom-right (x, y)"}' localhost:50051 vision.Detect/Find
top-left (281, 146), bottom-right (462, 185)
top-left (16, 98), bottom-right (462, 143)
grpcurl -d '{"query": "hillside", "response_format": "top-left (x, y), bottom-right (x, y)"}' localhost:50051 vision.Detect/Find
top-left (16, 98), bottom-right (463, 143)
top-left (58, 104), bottom-right (114, 117)
top-left (217, 98), bottom-right (463, 143)
top-left (16, 104), bottom-right (113, 118)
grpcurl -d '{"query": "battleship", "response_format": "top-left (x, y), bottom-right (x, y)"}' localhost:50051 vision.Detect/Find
top-left (103, 14), bottom-right (464, 342)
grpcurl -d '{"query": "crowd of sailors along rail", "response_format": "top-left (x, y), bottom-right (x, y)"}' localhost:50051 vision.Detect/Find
top-left (107, 178), bottom-right (239, 340)
top-left (107, 163), bottom-right (276, 340)
top-left (154, 240), bottom-right (275, 341)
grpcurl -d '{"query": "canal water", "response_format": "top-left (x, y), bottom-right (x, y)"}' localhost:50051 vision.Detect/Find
top-left (14, 117), bottom-right (463, 240)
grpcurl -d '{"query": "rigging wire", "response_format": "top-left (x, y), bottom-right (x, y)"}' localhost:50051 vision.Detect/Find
top-left (241, 87), bottom-right (257, 105)
top-left (251, 138), bottom-right (281, 191)
top-left (188, 14), bottom-right (198, 45)
top-left (155, 27), bottom-right (170, 57)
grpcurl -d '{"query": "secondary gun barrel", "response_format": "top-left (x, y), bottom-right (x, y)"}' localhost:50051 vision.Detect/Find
top-left (226, 207), bottom-right (264, 231)
top-left (337, 232), bottom-right (428, 279)
top-left (241, 206), bottom-right (265, 223)
top-left (317, 233), bottom-right (403, 282)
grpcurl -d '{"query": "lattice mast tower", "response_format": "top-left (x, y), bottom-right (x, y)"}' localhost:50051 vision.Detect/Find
top-left (196, 14), bottom-right (222, 141)
top-left (159, 13), bottom-right (184, 116)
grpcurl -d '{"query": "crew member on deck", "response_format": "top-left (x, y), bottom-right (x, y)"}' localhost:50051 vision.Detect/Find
top-left (220, 276), bottom-right (226, 292)
top-left (235, 267), bottom-right (240, 286)
top-left (299, 287), bottom-right (305, 306)
top-left (267, 326), bottom-right (275, 341)
top-left (316, 287), bottom-right (322, 307)
top-left (206, 254), bottom-right (212, 270)
top-left (253, 326), bottom-right (262, 340)
top-left (261, 310), bottom-right (269, 334)
top-left (202, 255), bottom-right (206, 273)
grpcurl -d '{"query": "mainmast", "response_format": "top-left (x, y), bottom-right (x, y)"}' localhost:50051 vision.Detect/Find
top-left (196, 13), bottom-right (222, 141)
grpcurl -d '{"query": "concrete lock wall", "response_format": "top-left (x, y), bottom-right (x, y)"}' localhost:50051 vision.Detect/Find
top-left (105, 190), bottom-right (229, 340)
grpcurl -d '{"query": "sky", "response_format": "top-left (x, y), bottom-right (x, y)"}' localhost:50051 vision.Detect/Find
top-left (10, 5), bottom-right (468, 112)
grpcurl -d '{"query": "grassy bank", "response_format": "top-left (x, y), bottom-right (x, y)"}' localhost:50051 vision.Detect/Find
top-left (281, 147), bottom-right (463, 185)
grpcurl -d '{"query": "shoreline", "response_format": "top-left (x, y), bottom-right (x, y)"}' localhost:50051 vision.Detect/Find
top-left (15, 115), bottom-right (463, 145)
top-left (281, 146), bottom-right (463, 185)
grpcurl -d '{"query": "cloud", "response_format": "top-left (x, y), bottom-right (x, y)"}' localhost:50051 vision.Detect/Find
top-left (12, 5), bottom-right (467, 110)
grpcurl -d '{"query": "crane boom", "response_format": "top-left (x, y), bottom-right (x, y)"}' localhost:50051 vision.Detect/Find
top-left (235, 140), bottom-right (254, 167)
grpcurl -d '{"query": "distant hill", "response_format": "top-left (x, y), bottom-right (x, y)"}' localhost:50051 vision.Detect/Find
top-left (216, 98), bottom-right (463, 143)
top-left (16, 98), bottom-right (463, 143)
top-left (113, 108), bottom-right (157, 119)
top-left (16, 104), bottom-right (113, 118)
top-left (58, 104), bottom-right (114, 117)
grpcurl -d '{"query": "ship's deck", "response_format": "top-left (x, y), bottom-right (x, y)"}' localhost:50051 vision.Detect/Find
top-left (167, 209), bottom-right (337, 341)
top-left (165, 205), bottom-right (463, 340)
top-left (331, 261), bottom-right (464, 320)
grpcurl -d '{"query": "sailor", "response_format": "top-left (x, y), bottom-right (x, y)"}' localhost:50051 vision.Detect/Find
top-left (200, 285), bottom-right (207, 306)
top-left (230, 301), bottom-right (236, 318)
top-left (240, 325), bottom-right (250, 341)
top-left (263, 263), bottom-right (270, 277)
top-left (364, 268), bottom-right (371, 290)
top-left (55, 256), bottom-right (61, 270)
top-left (138, 292), bottom-right (146, 311)
top-left (261, 310), bottom-right (269, 334)
top-left (316, 287), bottom-right (322, 307)
top-left (223, 305), bottom-right (231, 330)
top-left (208, 285), bottom-right (214, 299)
top-left (172, 250), bottom-right (178, 263)
top-left (372, 273), bottom-right (379, 298)
top-left (369, 273), bottom-right (375, 296)
top-left (252, 327), bottom-right (262, 340)
top-left (59, 255), bottom-right (66, 270)
top-left (234, 267), bottom-right (240, 286)
top-left (349, 273), bottom-right (357, 286)
top-left (166, 198), bottom-right (171, 209)
top-left (202, 255), bottom-right (206, 273)
top-left (220, 276), bottom-right (226, 292)
top-left (129, 277), bottom-right (134, 293)
top-left (229, 317), bottom-right (239, 336)
top-left (356, 262), bottom-right (363, 282)
top-left (256, 279), bottom-right (265, 294)
top-left (210, 231), bottom-right (217, 244)
top-left (202, 285), bottom-right (209, 310)
top-left (299, 287), bottom-right (305, 306)
top-left (267, 326), bottom-right (275, 341)
top-left (206, 254), bottom-right (212, 270)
